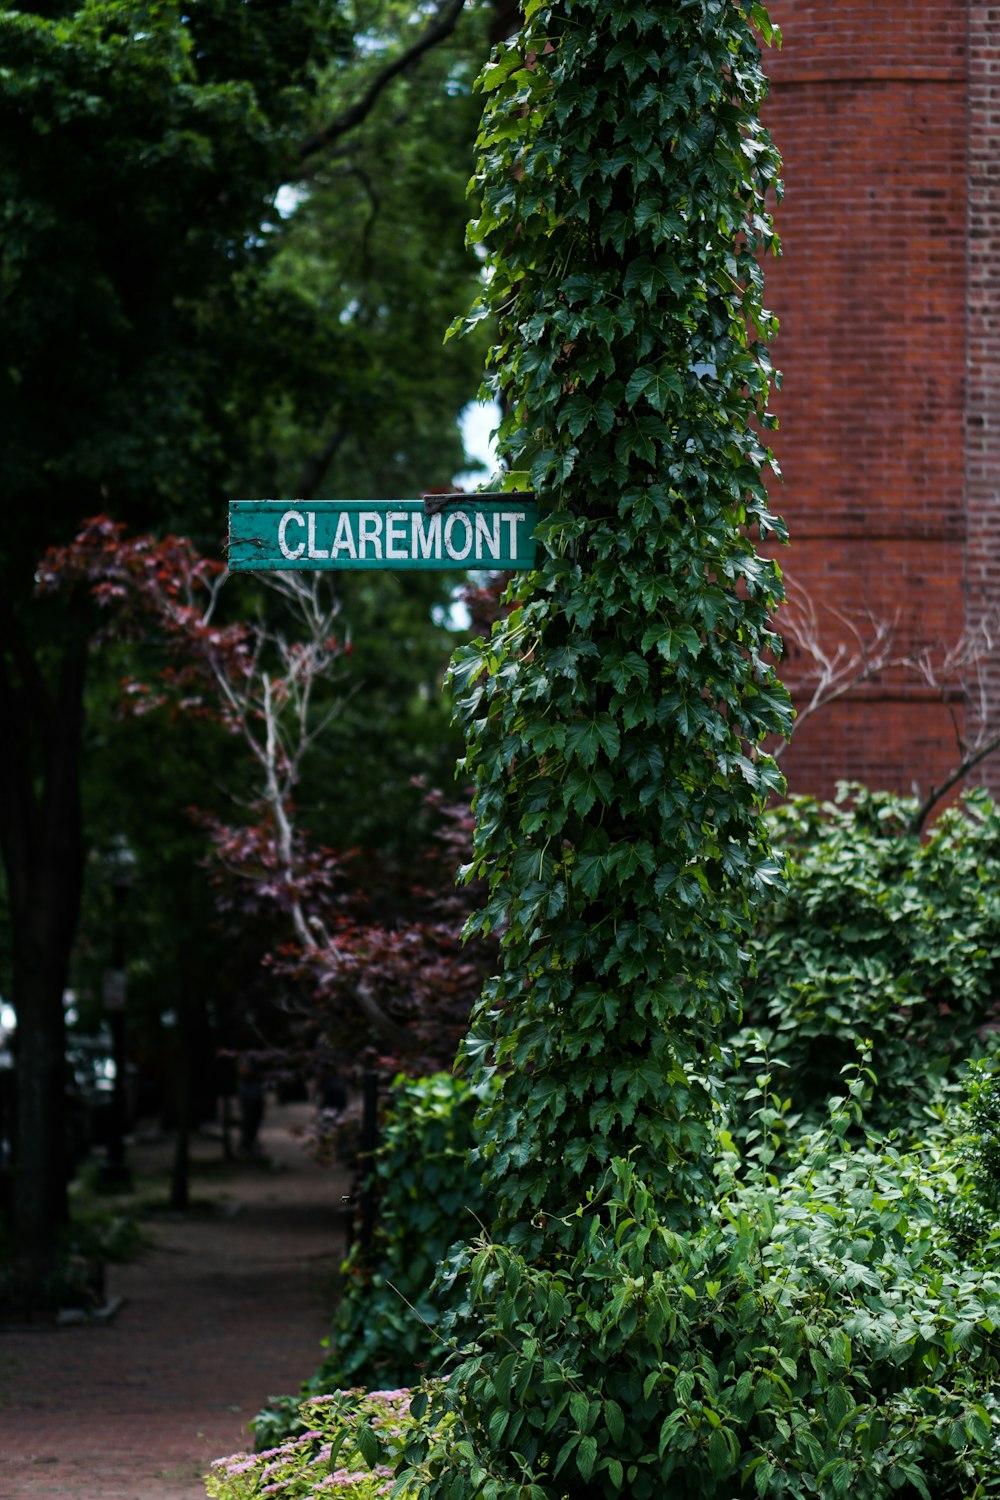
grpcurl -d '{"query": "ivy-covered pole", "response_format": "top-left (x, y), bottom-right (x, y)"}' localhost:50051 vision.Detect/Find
top-left (452, 0), bottom-right (788, 1242)
top-left (411, 2), bottom-right (789, 1494)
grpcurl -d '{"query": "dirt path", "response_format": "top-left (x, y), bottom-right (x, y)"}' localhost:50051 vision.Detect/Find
top-left (0, 1102), bottom-right (349, 1500)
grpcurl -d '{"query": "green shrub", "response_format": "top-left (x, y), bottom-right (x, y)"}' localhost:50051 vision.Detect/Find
top-left (325, 1073), bottom-right (495, 1391)
top-left (947, 1056), bottom-right (1000, 1253)
top-left (384, 1061), bottom-right (1000, 1499)
top-left (967, 1059), bottom-right (1000, 1211)
top-left (737, 786), bottom-right (1000, 1132)
top-left (215, 1065), bottom-right (1000, 1500)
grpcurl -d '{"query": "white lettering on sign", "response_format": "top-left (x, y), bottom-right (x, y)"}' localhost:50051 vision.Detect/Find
top-left (358, 512), bottom-right (383, 559)
top-left (475, 512), bottom-right (500, 561)
top-left (278, 509), bottom-right (306, 560)
top-left (444, 511), bottom-right (473, 561)
top-left (307, 512), bottom-right (329, 560)
top-left (331, 511), bottom-right (357, 559)
top-left (266, 503), bottom-right (528, 567)
top-left (385, 511), bottom-right (408, 561)
top-left (503, 512), bottom-right (525, 555)
top-left (412, 512), bottom-right (442, 559)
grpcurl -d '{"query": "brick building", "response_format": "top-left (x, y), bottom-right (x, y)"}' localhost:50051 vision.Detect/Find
top-left (764, 2), bottom-right (1000, 803)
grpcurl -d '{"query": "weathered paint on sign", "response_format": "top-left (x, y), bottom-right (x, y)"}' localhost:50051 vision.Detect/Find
top-left (228, 497), bottom-right (537, 572)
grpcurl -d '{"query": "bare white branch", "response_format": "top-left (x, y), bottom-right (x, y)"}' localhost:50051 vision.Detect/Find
top-left (773, 572), bottom-right (1000, 827)
top-left (772, 579), bottom-right (902, 757)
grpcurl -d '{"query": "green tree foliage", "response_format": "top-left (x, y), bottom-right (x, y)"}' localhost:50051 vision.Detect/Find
top-left (236, 0), bottom-right (496, 848)
top-left (237, 0), bottom-right (491, 506)
top-left (40, 518), bottom-right (493, 1113)
top-left (1, 0), bottom-right (344, 546)
top-left (0, 0), bottom-right (347, 1302)
top-left (0, 0), bottom-right (492, 1305)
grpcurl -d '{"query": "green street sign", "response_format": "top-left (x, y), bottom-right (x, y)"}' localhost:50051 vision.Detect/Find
top-left (228, 495), bottom-right (537, 573)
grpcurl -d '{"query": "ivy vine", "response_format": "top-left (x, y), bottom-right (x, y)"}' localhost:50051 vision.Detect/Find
top-left (408, 3), bottom-right (794, 1495)
top-left (449, 0), bottom-right (789, 1245)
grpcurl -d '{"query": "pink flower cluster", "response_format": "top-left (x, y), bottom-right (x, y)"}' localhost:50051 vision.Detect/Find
top-left (207, 1386), bottom-right (417, 1497)
top-left (312, 1467), bottom-right (393, 1492)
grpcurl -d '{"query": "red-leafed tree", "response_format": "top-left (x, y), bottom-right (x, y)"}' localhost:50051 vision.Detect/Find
top-left (40, 517), bottom-right (493, 1079)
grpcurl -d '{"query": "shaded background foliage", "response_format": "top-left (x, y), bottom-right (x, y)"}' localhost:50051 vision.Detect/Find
top-left (9, 2), bottom-right (1000, 1494)
top-left (0, 0), bottom-right (499, 1303)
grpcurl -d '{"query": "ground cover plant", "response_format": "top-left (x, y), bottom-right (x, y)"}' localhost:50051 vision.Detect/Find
top-left (207, 1388), bottom-right (415, 1498)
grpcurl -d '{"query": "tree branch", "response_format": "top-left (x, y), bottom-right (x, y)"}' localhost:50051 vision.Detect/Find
top-left (908, 731), bottom-right (1000, 837)
top-left (298, 0), bottom-right (468, 164)
top-left (774, 582), bottom-right (900, 759)
top-left (776, 578), bottom-right (1000, 832)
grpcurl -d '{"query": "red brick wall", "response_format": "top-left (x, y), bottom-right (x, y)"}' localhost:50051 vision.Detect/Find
top-left (965, 2), bottom-right (1000, 796)
top-left (762, 2), bottom-right (981, 804)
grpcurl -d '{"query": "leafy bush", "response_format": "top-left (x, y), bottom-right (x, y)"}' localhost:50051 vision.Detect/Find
top-left (379, 1061), bottom-right (1000, 1499)
top-left (324, 1073), bottom-right (494, 1391)
top-left (948, 1057), bottom-right (1000, 1252)
top-left (251, 1073), bottom-right (493, 1449)
top-left (213, 1065), bottom-right (1000, 1500)
top-left (967, 1060), bottom-right (1000, 1210)
top-left (737, 786), bottom-right (1000, 1131)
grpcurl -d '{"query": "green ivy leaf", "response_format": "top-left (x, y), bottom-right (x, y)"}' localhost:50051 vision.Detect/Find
top-left (625, 364), bottom-right (684, 413)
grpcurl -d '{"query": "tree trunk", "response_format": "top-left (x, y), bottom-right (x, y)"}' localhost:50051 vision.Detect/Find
top-left (11, 972), bottom-right (69, 1305)
top-left (169, 889), bottom-right (207, 1211)
top-left (0, 614), bottom-right (88, 1310)
top-left (169, 1012), bottom-right (193, 1212)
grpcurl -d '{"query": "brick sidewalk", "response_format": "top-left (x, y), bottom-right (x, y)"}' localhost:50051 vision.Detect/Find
top-left (0, 1103), bottom-right (348, 1500)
